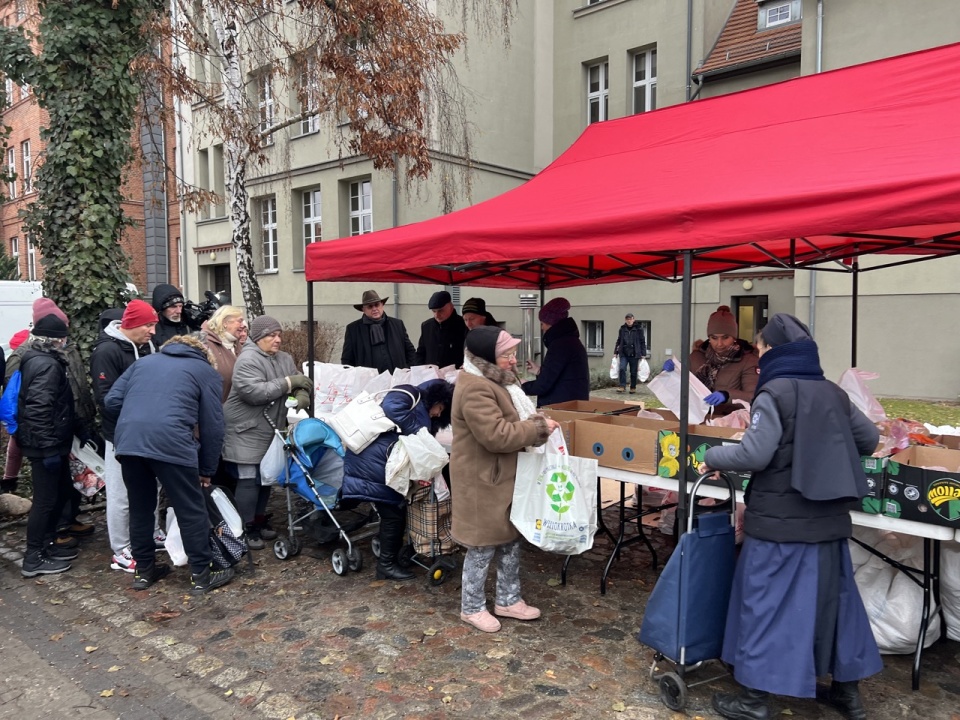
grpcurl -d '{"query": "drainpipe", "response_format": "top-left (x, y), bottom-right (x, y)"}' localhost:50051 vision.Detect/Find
top-left (171, 0), bottom-right (189, 302)
top-left (685, 0), bottom-right (694, 101)
top-left (808, 0), bottom-right (824, 337)
top-left (392, 161), bottom-right (400, 318)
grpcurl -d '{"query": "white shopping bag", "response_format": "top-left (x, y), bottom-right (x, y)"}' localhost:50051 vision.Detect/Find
top-left (410, 364), bottom-right (442, 385)
top-left (69, 437), bottom-right (106, 498)
top-left (638, 358), bottom-right (651, 383)
top-left (609, 355), bottom-right (619, 380)
top-left (164, 507), bottom-right (189, 566)
top-left (385, 428), bottom-right (449, 498)
top-left (364, 370), bottom-right (393, 395)
top-left (259, 433), bottom-right (286, 486)
top-left (391, 368), bottom-right (412, 386)
top-left (838, 368), bottom-right (887, 423)
top-left (647, 358), bottom-right (712, 424)
top-left (306, 362), bottom-right (377, 414)
top-left (510, 446), bottom-right (598, 555)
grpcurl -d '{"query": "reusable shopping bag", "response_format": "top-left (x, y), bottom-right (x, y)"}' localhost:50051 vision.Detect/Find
top-left (330, 388), bottom-right (417, 454)
top-left (609, 355), bottom-right (619, 380)
top-left (511, 430), bottom-right (598, 555)
top-left (68, 437), bottom-right (106, 498)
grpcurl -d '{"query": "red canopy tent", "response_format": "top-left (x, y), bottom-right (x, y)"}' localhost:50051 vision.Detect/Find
top-left (306, 41), bottom-right (960, 288)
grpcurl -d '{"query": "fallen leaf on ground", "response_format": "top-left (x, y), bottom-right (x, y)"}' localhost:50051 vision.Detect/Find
top-left (49, 633), bottom-right (64, 642)
top-left (107, 666), bottom-right (122, 672)
top-left (85, 646), bottom-right (98, 653)
top-left (612, 701), bottom-right (626, 712)
top-left (546, 578), bottom-right (561, 586)
top-left (224, 689), bottom-right (233, 697)
top-left (260, 633), bottom-right (276, 643)
top-left (99, 689), bottom-right (114, 698)
top-left (145, 610), bottom-right (181, 622)
top-left (140, 655), bottom-right (154, 662)
top-left (48, 598), bottom-right (64, 605)
top-left (441, 696), bottom-right (452, 704)
top-left (118, 689), bottom-right (129, 697)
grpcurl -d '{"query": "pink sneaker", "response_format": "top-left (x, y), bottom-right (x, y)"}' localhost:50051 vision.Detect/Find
top-left (494, 599), bottom-right (541, 621)
top-left (460, 610), bottom-right (501, 633)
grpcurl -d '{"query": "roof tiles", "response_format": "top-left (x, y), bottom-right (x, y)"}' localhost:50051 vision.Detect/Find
top-left (698, 0), bottom-right (802, 76)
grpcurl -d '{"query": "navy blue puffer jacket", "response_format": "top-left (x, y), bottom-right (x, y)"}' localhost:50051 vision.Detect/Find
top-left (341, 380), bottom-right (452, 507)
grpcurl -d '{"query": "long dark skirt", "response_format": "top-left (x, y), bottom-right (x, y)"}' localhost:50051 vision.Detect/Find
top-left (722, 536), bottom-right (883, 698)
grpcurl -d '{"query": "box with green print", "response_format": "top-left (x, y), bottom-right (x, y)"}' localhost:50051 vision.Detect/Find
top-left (654, 426), bottom-right (752, 490)
top-left (881, 446), bottom-right (960, 528)
top-left (858, 450), bottom-right (888, 515)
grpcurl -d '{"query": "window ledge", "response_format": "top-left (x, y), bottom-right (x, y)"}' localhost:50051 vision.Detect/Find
top-left (574, 0), bottom-right (631, 18)
top-left (586, 350), bottom-right (605, 357)
top-left (196, 215), bottom-right (229, 227)
top-left (256, 269), bottom-right (280, 276)
top-left (293, 127), bottom-right (320, 140)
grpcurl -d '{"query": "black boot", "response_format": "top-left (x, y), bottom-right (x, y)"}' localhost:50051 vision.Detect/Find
top-left (712, 687), bottom-right (770, 720)
top-left (375, 511), bottom-right (414, 581)
top-left (818, 680), bottom-right (866, 720)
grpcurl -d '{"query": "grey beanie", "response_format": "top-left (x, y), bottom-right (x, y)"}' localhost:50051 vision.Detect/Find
top-left (249, 315), bottom-right (282, 343)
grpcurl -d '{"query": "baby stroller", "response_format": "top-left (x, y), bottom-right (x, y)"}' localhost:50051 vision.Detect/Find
top-left (637, 471), bottom-right (738, 712)
top-left (265, 414), bottom-right (379, 575)
top-left (373, 478), bottom-right (457, 586)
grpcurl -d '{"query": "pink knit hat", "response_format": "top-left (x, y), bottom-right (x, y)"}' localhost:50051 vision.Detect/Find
top-left (32, 298), bottom-right (69, 326)
top-left (494, 330), bottom-right (520, 358)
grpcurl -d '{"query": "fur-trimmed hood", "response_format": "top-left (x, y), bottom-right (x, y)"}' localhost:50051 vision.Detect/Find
top-left (417, 378), bottom-right (455, 434)
top-left (160, 333), bottom-right (217, 369)
top-left (464, 349), bottom-right (520, 388)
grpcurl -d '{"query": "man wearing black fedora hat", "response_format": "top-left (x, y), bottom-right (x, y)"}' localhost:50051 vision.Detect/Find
top-left (341, 290), bottom-right (416, 373)
top-left (414, 290), bottom-right (467, 368)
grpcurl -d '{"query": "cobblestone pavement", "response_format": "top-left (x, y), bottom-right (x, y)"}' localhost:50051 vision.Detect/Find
top-left (1, 495), bottom-right (959, 720)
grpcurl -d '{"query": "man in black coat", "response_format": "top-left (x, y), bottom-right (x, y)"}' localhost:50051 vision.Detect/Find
top-left (341, 290), bottom-right (416, 373)
top-left (613, 313), bottom-right (647, 394)
top-left (414, 290), bottom-right (467, 368)
top-left (151, 283), bottom-right (190, 347)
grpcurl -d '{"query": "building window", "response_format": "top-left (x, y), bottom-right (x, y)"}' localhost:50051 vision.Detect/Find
top-left (349, 180), bottom-right (372, 235)
top-left (632, 48), bottom-right (657, 114)
top-left (4, 78), bottom-right (13, 105)
top-left (9, 237), bottom-right (19, 277)
top-left (19, 82), bottom-right (29, 101)
top-left (298, 55), bottom-right (320, 135)
top-left (586, 61), bottom-right (609, 124)
top-left (260, 197), bottom-right (278, 271)
top-left (15, 0), bottom-right (26, 22)
top-left (257, 73), bottom-right (275, 146)
top-left (20, 141), bottom-right (31, 194)
top-left (758, 1), bottom-right (800, 29)
top-left (27, 237), bottom-right (36, 281)
top-left (582, 320), bottom-right (604, 354)
top-left (303, 188), bottom-right (322, 246)
top-left (6, 147), bottom-right (15, 199)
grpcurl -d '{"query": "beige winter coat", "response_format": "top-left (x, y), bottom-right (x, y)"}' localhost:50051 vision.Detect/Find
top-left (450, 352), bottom-right (550, 547)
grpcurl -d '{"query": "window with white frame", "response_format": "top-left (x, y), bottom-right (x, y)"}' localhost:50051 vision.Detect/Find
top-left (632, 48), bottom-right (657, 114)
top-left (20, 141), bottom-right (31, 194)
top-left (19, 82), bottom-right (29, 100)
top-left (4, 78), bottom-right (13, 105)
top-left (303, 188), bottom-right (322, 245)
top-left (260, 197), bottom-right (278, 271)
top-left (298, 55), bottom-right (320, 135)
top-left (6, 147), bottom-right (15, 199)
top-left (9, 237), bottom-right (19, 277)
top-left (583, 320), bottom-right (604, 354)
top-left (27, 237), bottom-right (36, 281)
top-left (586, 61), bottom-right (609, 124)
top-left (349, 180), bottom-right (372, 235)
top-left (257, 73), bottom-right (275, 146)
top-left (758, 1), bottom-right (800, 29)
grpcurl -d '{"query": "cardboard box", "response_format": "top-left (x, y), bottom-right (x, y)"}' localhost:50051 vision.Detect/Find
top-left (655, 425), bottom-right (752, 491)
top-left (859, 444), bottom-right (891, 515)
top-left (882, 446), bottom-right (960, 527)
top-left (543, 398), bottom-right (641, 415)
top-left (936, 435), bottom-right (960, 451)
top-left (574, 415), bottom-right (679, 475)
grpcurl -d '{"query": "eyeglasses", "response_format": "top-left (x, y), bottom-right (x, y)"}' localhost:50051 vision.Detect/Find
top-left (498, 352), bottom-right (518, 361)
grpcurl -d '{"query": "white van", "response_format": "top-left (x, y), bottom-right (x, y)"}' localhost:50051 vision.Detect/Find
top-left (0, 281), bottom-right (139, 354)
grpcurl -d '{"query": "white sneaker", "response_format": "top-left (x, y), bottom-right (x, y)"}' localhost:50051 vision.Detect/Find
top-left (154, 529), bottom-right (167, 551)
top-left (110, 547), bottom-right (137, 573)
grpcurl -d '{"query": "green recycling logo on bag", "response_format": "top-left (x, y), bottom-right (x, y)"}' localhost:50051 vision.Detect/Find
top-left (545, 470), bottom-right (576, 517)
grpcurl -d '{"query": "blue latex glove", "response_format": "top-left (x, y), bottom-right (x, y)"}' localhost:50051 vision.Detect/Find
top-left (42, 455), bottom-right (61, 472)
top-left (662, 359), bottom-right (675, 372)
top-left (704, 391), bottom-right (728, 406)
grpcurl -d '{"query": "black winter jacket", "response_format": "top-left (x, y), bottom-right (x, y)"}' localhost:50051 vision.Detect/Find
top-left (340, 315), bottom-right (416, 373)
top-left (16, 347), bottom-right (75, 458)
top-left (414, 312), bottom-right (467, 368)
top-left (521, 316), bottom-right (590, 408)
top-left (614, 323), bottom-right (646, 358)
top-left (89, 321), bottom-right (155, 443)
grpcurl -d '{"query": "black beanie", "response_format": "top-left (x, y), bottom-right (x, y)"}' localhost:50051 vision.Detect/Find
top-left (762, 313), bottom-right (813, 347)
top-left (465, 325), bottom-right (500, 364)
top-left (33, 313), bottom-right (69, 338)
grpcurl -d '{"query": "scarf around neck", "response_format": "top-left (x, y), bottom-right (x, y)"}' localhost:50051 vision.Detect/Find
top-left (754, 339), bottom-right (825, 397)
top-left (362, 313), bottom-right (387, 345)
top-left (694, 342), bottom-right (741, 391)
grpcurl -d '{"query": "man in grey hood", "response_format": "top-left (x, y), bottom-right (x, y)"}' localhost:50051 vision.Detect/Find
top-left (89, 299), bottom-right (162, 574)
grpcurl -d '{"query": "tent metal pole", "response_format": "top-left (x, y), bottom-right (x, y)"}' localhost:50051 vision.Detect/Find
top-left (851, 259), bottom-right (859, 367)
top-left (307, 281), bottom-right (315, 417)
top-left (677, 251), bottom-right (693, 537)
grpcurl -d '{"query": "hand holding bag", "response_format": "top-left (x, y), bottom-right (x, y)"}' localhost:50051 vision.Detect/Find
top-left (329, 388), bottom-right (417, 454)
top-left (510, 431), bottom-right (598, 555)
top-left (609, 355), bottom-right (619, 380)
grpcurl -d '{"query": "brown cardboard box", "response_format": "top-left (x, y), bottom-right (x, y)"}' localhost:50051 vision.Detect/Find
top-left (936, 435), bottom-right (960, 451)
top-left (883, 446), bottom-right (960, 527)
top-left (541, 398), bottom-right (643, 451)
top-left (574, 415), bottom-right (679, 474)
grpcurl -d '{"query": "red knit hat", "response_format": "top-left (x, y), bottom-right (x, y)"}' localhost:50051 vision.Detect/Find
top-left (9, 329), bottom-right (30, 349)
top-left (122, 299), bottom-right (159, 329)
top-left (32, 297), bottom-right (69, 326)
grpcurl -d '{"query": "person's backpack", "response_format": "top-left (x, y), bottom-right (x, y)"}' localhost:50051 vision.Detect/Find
top-left (0, 369), bottom-right (21, 435)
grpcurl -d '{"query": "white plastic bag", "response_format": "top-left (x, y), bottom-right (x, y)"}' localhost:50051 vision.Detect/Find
top-left (410, 365), bottom-right (442, 385)
top-left (164, 507), bottom-right (188, 566)
top-left (838, 368), bottom-right (887, 423)
top-left (609, 355), bottom-right (619, 380)
top-left (209, 487), bottom-right (244, 537)
top-left (306, 362), bottom-right (378, 414)
top-left (385, 428), bottom-right (449, 498)
top-left (69, 437), bottom-right (106, 498)
top-left (511, 446), bottom-right (598, 555)
top-left (259, 433), bottom-right (286, 486)
top-left (638, 358), bottom-right (651, 383)
top-left (941, 543), bottom-right (960, 641)
top-left (646, 358), bottom-right (712, 424)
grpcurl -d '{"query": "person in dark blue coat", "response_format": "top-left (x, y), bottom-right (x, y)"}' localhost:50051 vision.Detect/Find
top-left (341, 379), bottom-right (454, 580)
top-left (521, 297), bottom-right (590, 408)
top-left (702, 314), bottom-right (881, 720)
top-left (104, 335), bottom-right (232, 595)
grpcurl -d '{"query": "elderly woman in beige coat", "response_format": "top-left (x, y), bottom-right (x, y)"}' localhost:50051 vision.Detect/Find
top-left (451, 326), bottom-right (560, 633)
